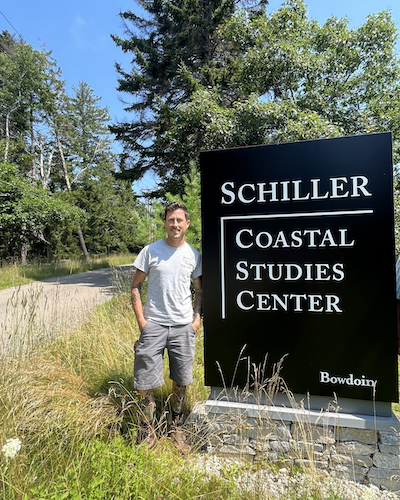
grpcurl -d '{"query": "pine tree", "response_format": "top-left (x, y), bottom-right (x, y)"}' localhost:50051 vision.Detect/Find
top-left (111, 0), bottom-right (240, 189)
top-left (112, 0), bottom-right (400, 199)
top-left (52, 82), bottom-right (114, 261)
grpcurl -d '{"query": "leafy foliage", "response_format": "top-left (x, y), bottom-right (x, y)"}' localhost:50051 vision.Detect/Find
top-left (113, 0), bottom-right (400, 196)
top-left (0, 33), bottom-right (149, 262)
top-left (74, 173), bottom-right (148, 254)
top-left (0, 163), bottom-right (83, 258)
top-left (0, 31), bottom-right (60, 169)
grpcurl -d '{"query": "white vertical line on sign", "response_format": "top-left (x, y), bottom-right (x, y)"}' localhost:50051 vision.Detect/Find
top-left (220, 216), bottom-right (226, 319)
top-left (219, 209), bottom-right (374, 320)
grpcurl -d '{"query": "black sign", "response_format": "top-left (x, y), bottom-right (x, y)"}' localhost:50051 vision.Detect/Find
top-left (200, 133), bottom-right (398, 402)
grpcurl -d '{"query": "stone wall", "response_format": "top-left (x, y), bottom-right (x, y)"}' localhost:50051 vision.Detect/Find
top-left (186, 402), bottom-right (400, 493)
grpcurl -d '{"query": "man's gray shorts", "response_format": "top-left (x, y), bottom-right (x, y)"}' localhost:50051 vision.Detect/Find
top-left (134, 320), bottom-right (196, 390)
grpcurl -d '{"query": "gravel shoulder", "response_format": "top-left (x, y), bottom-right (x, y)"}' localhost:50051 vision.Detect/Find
top-left (193, 455), bottom-right (400, 500)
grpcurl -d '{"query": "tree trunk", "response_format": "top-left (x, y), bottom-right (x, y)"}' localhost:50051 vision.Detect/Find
top-left (21, 225), bottom-right (28, 265)
top-left (30, 102), bottom-right (35, 180)
top-left (57, 133), bottom-right (90, 262)
top-left (4, 112), bottom-right (10, 163)
top-left (57, 133), bottom-right (72, 191)
top-left (38, 141), bottom-right (54, 189)
top-left (77, 226), bottom-right (90, 263)
top-left (21, 243), bottom-right (28, 265)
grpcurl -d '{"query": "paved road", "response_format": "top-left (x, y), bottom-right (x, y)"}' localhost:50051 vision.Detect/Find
top-left (0, 265), bottom-right (135, 355)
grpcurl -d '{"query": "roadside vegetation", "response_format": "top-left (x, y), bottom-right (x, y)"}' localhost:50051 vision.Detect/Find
top-left (0, 279), bottom-right (396, 500)
top-left (0, 287), bottom-right (225, 500)
top-left (0, 253), bottom-right (135, 290)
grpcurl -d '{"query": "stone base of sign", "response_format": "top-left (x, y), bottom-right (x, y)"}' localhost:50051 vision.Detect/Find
top-left (208, 387), bottom-right (394, 419)
top-left (185, 391), bottom-right (400, 493)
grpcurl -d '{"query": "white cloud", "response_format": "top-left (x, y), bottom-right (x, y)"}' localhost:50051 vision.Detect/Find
top-left (74, 14), bottom-right (86, 27)
top-left (70, 14), bottom-right (104, 52)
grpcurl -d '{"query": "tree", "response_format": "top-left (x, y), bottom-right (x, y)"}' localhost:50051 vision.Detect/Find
top-left (66, 82), bottom-right (112, 179)
top-left (50, 82), bottom-right (149, 258)
top-left (0, 163), bottom-right (83, 263)
top-left (73, 172), bottom-right (148, 254)
top-left (51, 82), bottom-right (115, 261)
top-left (0, 32), bottom-right (61, 173)
top-left (0, 33), bottom-right (148, 263)
top-left (111, 0), bottom-right (241, 184)
top-left (113, 0), bottom-right (400, 195)
top-left (164, 2), bottom-right (400, 180)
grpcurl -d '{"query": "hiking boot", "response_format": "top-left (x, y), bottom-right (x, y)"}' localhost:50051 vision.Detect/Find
top-left (136, 422), bottom-right (157, 449)
top-left (169, 419), bottom-right (191, 454)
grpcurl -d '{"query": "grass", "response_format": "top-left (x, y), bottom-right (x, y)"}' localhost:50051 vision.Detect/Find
top-left (0, 275), bottom-right (398, 499)
top-left (0, 284), bottom-right (222, 500)
top-left (0, 253), bottom-right (135, 290)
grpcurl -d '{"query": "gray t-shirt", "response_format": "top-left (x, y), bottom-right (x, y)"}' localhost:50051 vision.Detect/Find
top-left (133, 239), bottom-right (202, 326)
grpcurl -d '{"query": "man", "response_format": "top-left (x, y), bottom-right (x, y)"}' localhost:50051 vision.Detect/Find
top-left (131, 201), bottom-right (202, 450)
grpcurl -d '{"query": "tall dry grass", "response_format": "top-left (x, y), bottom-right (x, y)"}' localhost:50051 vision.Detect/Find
top-left (0, 275), bottom-right (216, 499)
top-left (0, 292), bottom-right (131, 495)
top-left (0, 271), bottom-right (386, 499)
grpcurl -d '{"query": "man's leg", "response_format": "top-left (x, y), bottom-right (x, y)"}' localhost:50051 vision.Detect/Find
top-left (169, 381), bottom-right (190, 452)
top-left (167, 324), bottom-right (195, 452)
top-left (171, 381), bottom-right (186, 424)
top-left (136, 389), bottom-right (157, 449)
top-left (139, 389), bottom-right (156, 423)
top-left (134, 322), bottom-right (168, 449)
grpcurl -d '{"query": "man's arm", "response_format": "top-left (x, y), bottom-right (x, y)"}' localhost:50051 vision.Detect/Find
top-left (131, 269), bottom-right (148, 332)
top-left (192, 276), bottom-right (203, 332)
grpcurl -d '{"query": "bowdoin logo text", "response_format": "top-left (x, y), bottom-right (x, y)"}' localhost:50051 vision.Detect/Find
top-left (320, 371), bottom-right (377, 388)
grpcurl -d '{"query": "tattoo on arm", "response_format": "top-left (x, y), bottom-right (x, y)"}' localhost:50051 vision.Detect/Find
top-left (131, 283), bottom-right (142, 306)
top-left (193, 289), bottom-right (203, 316)
top-left (193, 277), bottom-right (203, 319)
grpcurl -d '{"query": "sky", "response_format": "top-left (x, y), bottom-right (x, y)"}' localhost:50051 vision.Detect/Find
top-left (1, 0), bottom-right (400, 192)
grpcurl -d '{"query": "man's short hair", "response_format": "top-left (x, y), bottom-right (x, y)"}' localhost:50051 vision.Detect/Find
top-left (164, 202), bottom-right (189, 221)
